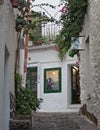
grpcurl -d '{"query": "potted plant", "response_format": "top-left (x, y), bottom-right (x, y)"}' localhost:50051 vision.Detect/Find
top-left (11, 0), bottom-right (18, 8)
top-left (11, 0), bottom-right (27, 8)
top-left (15, 15), bottom-right (27, 32)
top-left (16, 16), bottom-right (26, 25)
top-left (15, 24), bottom-right (23, 32)
top-left (18, 0), bottom-right (27, 7)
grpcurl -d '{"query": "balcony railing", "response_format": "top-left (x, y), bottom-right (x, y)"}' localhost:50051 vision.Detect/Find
top-left (28, 22), bottom-right (62, 47)
top-left (42, 22), bottom-right (62, 44)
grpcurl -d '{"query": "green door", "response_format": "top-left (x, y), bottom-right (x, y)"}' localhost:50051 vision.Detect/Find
top-left (71, 66), bottom-right (80, 104)
top-left (26, 67), bottom-right (37, 97)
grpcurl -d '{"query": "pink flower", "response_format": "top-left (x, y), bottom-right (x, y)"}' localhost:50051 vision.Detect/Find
top-left (54, 45), bottom-right (60, 51)
top-left (76, 60), bottom-right (80, 65)
top-left (60, 5), bottom-right (67, 13)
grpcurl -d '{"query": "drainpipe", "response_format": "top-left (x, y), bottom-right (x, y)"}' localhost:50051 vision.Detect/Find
top-left (24, 34), bottom-right (28, 73)
top-left (24, 0), bottom-right (30, 86)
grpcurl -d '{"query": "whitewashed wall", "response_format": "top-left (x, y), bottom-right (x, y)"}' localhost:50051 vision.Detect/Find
top-left (0, 1), bottom-right (17, 129)
top-left (27, 45), bottom-right (78, 112)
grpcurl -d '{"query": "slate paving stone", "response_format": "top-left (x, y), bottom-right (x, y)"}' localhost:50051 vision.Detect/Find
top-left (32, 112), bottom-right (99, 130)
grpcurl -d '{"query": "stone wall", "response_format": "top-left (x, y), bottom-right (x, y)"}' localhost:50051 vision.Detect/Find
top-left (9, 119), bottom-right (31, 130)
top-left (10, 92), bottom-right (16, 119)
top-left (80, 0), bottom-right (100, 129)
top-left (9, 92), bottom-right (32, 130)
top-left (9, 115), bottom-right (32, 130)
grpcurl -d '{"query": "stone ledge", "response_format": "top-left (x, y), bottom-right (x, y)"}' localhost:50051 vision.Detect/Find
top-left (9, 119), bottom-right (31, 130)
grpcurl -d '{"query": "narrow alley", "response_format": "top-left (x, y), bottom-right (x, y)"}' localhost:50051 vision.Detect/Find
top-left (32, 112), bottom-right (98, 130)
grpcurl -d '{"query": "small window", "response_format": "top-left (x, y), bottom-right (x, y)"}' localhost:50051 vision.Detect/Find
top-left (44, 67), bottom-right (62, 93)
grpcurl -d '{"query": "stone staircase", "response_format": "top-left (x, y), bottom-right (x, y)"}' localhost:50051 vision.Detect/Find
top-left (32, 112), bottom-right (80, 130)
top-left (9, 115), bottom-right (32, 130)
top-left (32, 112), bottom-right (98, 130)
top-left (66, 104), bottom-right (81, 113)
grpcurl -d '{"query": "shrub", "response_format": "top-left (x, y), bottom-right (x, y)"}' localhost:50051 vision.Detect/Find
top-left (15, 73), bottom-right (43, 115)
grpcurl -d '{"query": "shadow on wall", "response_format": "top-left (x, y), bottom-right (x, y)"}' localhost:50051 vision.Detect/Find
top-left (79, 104), bottom-right (97, 126)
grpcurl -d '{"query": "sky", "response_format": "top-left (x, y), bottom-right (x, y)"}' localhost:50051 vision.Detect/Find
top-left (32, 0), bottom-right (62, 21)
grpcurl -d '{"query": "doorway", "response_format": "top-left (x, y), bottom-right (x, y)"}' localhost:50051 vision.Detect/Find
top-left (71, 66), bottom-right (80, 104)
top-left (26, 67), bottom-right (37, 97)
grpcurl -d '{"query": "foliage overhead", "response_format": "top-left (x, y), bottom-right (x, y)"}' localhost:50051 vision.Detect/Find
top-left (15, 0), bottom-right (56, 35)
top-left (29, 30), bottom-right (47, 45)
top-left (56, 0), bottom-right (88, 60)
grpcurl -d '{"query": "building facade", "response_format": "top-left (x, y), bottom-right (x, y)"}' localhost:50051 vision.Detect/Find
top-left (27, 44), bottom-right (80, 112)
top-left (80, 0), bottom-right (100, 128)
top-left (0, 0), bottom-right (17, 129)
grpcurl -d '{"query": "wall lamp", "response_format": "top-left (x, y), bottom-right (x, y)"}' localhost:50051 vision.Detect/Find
top-left (71, 36), bottom-right (85, 51)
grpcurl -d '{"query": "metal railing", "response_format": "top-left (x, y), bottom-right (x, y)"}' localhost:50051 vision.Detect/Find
top-left (28, 22), bottom-right (62, 47)
top-left (41, 22), bottom-right (62, 44)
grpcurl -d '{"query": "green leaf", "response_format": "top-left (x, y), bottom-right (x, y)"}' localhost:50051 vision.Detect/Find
top-left (56, 0), bottom-right (88, 60)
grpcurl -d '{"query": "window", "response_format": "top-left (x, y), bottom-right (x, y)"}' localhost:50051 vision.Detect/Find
top-left (44, 67), bottom-right (61, 93)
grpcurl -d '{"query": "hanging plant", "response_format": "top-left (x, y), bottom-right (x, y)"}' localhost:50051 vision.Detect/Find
top-left (18, 0), bottom-right (27, 6)
top-left (16, 16), bottom-right (26, 25)
top-left (56, 0), bottom-right (88, 60)
top-left (15, 24), bottom-right (23, 32)
top-left (11, 0), bottom-right (18, 8)
top-left (15, 1), bottom-right (56, 36)
top-left (15, 15), bottom-right (27, 32)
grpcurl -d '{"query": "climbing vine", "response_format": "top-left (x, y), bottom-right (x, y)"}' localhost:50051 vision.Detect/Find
top-left (56, 0), bottom-right (88, 60)
top-left (15, 2), bottom-right (55, 35)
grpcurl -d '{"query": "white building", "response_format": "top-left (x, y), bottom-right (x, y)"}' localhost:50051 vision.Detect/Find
top-left (0, 0), bottom-right (17, 130)
top-left (27, 44), bottom-right (80, 112)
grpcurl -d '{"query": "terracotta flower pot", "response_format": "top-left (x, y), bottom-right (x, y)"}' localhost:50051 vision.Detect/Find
top-left (54, 45), bottom-right (60, 51)
top-left (15, 25), bottom-right (22, 32)
top-left (11, 0), bottom-right (18, 8)
top-left (18, 0), bottom-right (27, 7)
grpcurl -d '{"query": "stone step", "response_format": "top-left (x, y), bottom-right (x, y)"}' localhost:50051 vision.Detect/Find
top-left (32, 112), bottom-right (80, 130)
top-left (32, 112), bottom-right (98, 130)
top-left (68, 104), bottom-right (81, 109)
top-left (66, 104), bottom-right (81, 113)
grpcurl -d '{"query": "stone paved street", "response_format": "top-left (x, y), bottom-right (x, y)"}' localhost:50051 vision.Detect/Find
top-left (32, 112), bottom-right (99, 130)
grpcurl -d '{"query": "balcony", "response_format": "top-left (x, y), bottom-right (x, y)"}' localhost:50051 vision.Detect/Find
top-left (28, 22), bottom-right (62, 47)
